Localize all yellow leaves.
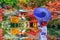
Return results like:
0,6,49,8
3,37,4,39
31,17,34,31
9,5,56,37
19,0,27,4
10,16,19,23
11,28,20,35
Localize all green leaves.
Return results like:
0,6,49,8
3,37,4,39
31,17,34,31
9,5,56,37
4,0,17,5
26,0,30,2
26,17,30,21
48,29,60,36
0,0,3,4
47,19,60,28
0,0,18,8
3,16,8,21
0,22,2,27
48,19,60,36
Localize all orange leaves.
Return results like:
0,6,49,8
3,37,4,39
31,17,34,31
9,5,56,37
10,16,20,23
11,28,20,35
